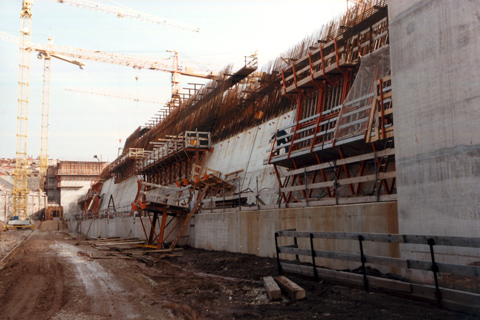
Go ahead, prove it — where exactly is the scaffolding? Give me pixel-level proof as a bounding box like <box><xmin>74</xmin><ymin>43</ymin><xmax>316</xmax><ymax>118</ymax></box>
<box><xmin>110</xmin><ymin>148</ymin><xmax>150</xmax><ymax>184</ymax></box>
<box><xmin>136</xmin><ymin>131</ymin><xmax>212</xmax><ymax>186</ymax></box>
<box><xmin>263</xmin><ymin>0</ymin><xmax>394</xmax><ymax>207</ymax></box>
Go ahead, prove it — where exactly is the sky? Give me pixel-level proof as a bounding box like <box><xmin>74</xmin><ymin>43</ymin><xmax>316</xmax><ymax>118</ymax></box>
<box><xmin>0</xmin><ymin>0</ymin><xmax>346</xmax><ymax>162</ymax></box>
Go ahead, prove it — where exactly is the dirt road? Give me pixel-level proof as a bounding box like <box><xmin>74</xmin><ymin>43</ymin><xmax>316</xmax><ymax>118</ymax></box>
<box><xmin>0</xmin><ymin>221</ymin><xmax>476</xmax><ymax>320</ymax></box>
<box><xmin>0</xmin><ymin>222</ymin><xmax>171</xmax><ymax>320</ymax></box>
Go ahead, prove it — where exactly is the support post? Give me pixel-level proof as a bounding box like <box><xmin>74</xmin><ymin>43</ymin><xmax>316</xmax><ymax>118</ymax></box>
<box><xmin>358</xmin><ymin>235</ymin><xmax>369</xmax><ymax>291</ymax></box>
<box><xmin>275</xmin><ymin>232</ymin><xmax>282</xmax><ymax>275</ymax></box>
<box><xmin>428</xmin><ymin>238</ymin><xmax>442</xmax><ymax>305</ymax></box>
<box><xmin>238</xmin><ymin>180</ymin><xmax>241</xmax><ymax>211</ymax></box>
<box><xmin>256</xmin><ymin>176</ymin><xmax>260</xmax><ymax>210</ymax></box>
<box><xmin>157</xmin><ymin>209</ymin><xmax>168</xmax><ymax>249</ymax></box>
<box><xmin>278</xmin><ymin>184</ymin><xmax>281</xmax><ymax>209</ymax></box>
<box><xmin>374</xmin><ymin>150</ymin><xmax>379</xmax><ymax>202</ymax></box>
<box><xmin>334</xmin><ymin>160</ymin><xmax>338</xmax><ymax>205</ymax></box>
<box><xmin>304</xmin><ymin>167</ymin><xmax>308</xmax><ymax>207</ymax></box>
<box><xmin>309</xmin><ymin>233</ymin><xmax>318</xmax><ymax>281</ymax></box>
<box><xmin>293</xmin><ymin>236</ymin><xmax>299</xmax><ymax>262</ymax></box>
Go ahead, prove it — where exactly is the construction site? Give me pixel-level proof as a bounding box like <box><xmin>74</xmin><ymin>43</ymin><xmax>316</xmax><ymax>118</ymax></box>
<box><xmin>0</xmin><ymin>0</ymin><xmax>479</xmax><ymax>319</ymax></box>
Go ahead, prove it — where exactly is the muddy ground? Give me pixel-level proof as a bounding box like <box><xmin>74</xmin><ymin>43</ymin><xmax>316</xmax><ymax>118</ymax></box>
<box><xmin>0</xmin><ymin>221</ymin><xmax>477</xmax><ymax>320</ymax></box>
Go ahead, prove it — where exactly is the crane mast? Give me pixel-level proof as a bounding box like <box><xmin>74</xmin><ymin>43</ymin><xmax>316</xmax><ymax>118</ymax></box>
<box><xmin>7</xmin><ymin>0</ymin><xmax>35</xmax><ymax>230</ymax></box>
<box><xmin>38</xmin><ymin>51</ymin><xmax>51</xmax><ymax>192</ymax></box>
<box><xmin>37</xmin><ymin>37</ymin><xmax>85</xmax><ymax>192</ymax></box>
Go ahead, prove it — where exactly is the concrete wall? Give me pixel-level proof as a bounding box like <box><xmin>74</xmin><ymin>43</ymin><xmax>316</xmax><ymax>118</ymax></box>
<box><xmin>98</xmin><ymin>175</ymin><xmax>139</xmax><ymax>212</ymax></box>
<box><xmin>61</xmin><ymin>183</ymin><xmax>91</xmax><ymax>218</ymax></box>
<box><xmin>203</xmin><ymin>111</ymin><xmax>294</xmax><ymax>205</ymax></box>
<box><xmin>195</xmin><ymin>201</ymin><xmax>399</xmax><ymax>272</ymax></box>
<box><xmin>389</xmin><ymin>0</ymin><xmax>480</xmax><ymax>278</ymax></box>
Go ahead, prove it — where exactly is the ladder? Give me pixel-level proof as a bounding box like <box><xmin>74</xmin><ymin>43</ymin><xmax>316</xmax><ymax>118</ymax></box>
<box><xmin>167</xmin><ymin>185</ymin><xmax>210</xmax><ymax>251</ymax></box>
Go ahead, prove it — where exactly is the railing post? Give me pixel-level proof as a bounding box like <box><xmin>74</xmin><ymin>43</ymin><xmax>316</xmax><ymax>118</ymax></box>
<box><xmin>304</xmin><ymin>167</ymin><xmax>308</xmax><ymax>207</ymax></box>
<box><xmin>428</xmin><ymin>238</ymin><xmax>442</xmax><ymax>305</ymax></box>
<box><xmin>278</xmin><ymin>184</ymin><xmax>281</xmax><ymax>209</ymax></box>
<box><xmin>256</xmin><ymin>176</ymin><xmax>260</xmax><ymax>210</ymax></box>
<box><xmin>374</xmin><ymin>150</ymin><xmax>379</xmax><ymax>202</ymax></box>
<box><xmin>358</xmin><ymin>235</ymin><xmax>369</xmax><ymax>291</ymax></box>
<box><xmin>334</xmin><ymin>160</ymin><xmax>338</xmax><ymax>205</ymax></box>
<box><xmin>275</xmin><ymin>232</ymin><xmax>282</xmax><ymax>275</ymax></box>
<box><xmin>238</xmin><ymin>180</ymin><xmax>241</xmax><ymax>211</ymax></box>
<box><xmin>310</xmin><ymin>233</ymin><xmax>318</xmax><ymax>281</ymax></box>
<box><xmin>293</xmin><ymin>236</ymin><xmax>299</xmax><ymax>262</ymax></box>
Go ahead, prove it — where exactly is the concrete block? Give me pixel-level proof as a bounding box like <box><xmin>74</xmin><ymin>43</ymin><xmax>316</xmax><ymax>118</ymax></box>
<box><xmin>274</xmin><ymin>276</ymin><xmax>306</xmax><ymax>300</ymax></box>
<box><xmin>263</xmin><ymin>276</ymin><xmax>281</xmax><ymax>301</ymax></box>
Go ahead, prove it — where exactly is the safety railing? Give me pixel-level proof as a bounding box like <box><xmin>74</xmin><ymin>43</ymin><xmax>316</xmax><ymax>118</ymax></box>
<box><xmin>274</xmin><ymin>230</ymin><xmax>480</xmax><ymax>308</ymax></box>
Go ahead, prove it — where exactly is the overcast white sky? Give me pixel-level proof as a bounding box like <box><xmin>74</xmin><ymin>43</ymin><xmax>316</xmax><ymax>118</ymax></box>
<box><xmin>0</xmin><ymin>0</ymin><xmax>346</xmax><ymax>162</ymax></box>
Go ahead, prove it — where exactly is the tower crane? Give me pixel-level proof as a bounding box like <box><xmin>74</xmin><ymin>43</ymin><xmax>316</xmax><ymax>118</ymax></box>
<box><xmin>0</xmin><ymin>31</ymin><xmax>217</xmax><ymax>103</ymax></box>
<box><xmin>37</xmin><ymin>37</ymin><xmax>85</xmax><ymax>192</ymax></box>
<box><xmin>4</xmin><ymin>1</ymin><xmax>205</xmax><ymax>227</ymax></box>
<box><xmin>7</xmin><ymin>0</ymin><xmax>35</xmax><ymax>230</ymax></box>
<box><xmin>52</xmin><ymin>0</ymin><xmax>200</xmax><ymax>32</ymax></box>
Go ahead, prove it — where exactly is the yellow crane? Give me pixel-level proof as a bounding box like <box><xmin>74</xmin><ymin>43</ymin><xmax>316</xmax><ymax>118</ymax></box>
<box><xmin>37</xmin><ymin>37</ymin><xmax>85</xmax><ymax>192</ymax></box>
<box><xmin>7</xmin><ymin>0</ymin><xmax>35</xmax><ymax>230</ymax></box>
<box><xmin>4</xmin><ymin>1</ymin><xmax>205</xmax><ymax>228</ymax></box>
<box><xmin>0</xmin><ymin>32</ymin><xmax>218</xmax><ymax>104</ymax></box>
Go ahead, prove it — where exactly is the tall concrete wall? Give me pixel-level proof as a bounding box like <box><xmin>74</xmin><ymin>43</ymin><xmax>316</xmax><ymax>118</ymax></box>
<box><xmin>98</xmin><ymin>175</ymin><xmax>139</xmax><ymax>212</ymax></box>
<box><xmin>61</xmin><ymin>183</ymin><xmax>91</xmax><ymax>218</ymax></box>
<box><xmin>203</xmin><ymin>111</ymin><xmax>294</xmax><ymax>205</ymax></box>
<box><xmin>95</xmin><ymin>111</ymin><xmax>294</xmax><ymax>216</ymax></box>
<box><xmin>195</xmin><ymin>202</ymin><xmax>399</xmax><ymax>272</ymax></box>
<box><xmin>389</xmin><ymin>0</ymin><xmax>480</xmax><ymax>275</ymax></box>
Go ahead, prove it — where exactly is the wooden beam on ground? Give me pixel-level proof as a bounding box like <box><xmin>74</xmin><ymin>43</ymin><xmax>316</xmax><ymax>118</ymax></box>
<box><xmin>274</xmin><ymin>276</ymin><xmax>306</xmax><ymax>300</ymax></box>
<box><xmin>263</xmin><ymin>276</ymin><xmax>282</xmax><ymax>301</ymax></box>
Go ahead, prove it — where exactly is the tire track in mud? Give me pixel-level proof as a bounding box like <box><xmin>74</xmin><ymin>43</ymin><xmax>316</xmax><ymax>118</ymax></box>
<box><xmin>0</xmin><ymin>231</ymin><xmax>69</xmax><ymax>320</ymax></box>
<box><xmin>0</xmin><ymin>227</ymin><xmax>169</xmax><ymax>320</ymax></box>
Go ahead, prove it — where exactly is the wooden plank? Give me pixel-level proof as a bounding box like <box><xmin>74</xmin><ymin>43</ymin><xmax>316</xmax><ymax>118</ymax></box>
<box><xmin>274</xmin><ymin>276</ymin><xmax>306</xmax><ymax>300</ymax></box>
<box><xmin>403</xmin><ymin>235</ymin><xmax>480</xmax><ymax>248</ymax></box>
<box><xmin>279</xmin><ymin>246</ymin><xmax>407</xmax><ymax>269</ymax></box>
<box><xmin>224</xmin><ymin>169</ymin><xmax>244</xmax><ymax>177</ymax></box>
<box><xmin>282</xmin><ymin>148</ymin><xmax>396</xmax><ymax>177</ymax></box>
<box><xmin>277</xmin><ymin>230</ymin><xmax>480</xmax><ymax>249</ymax></box>
<box><xmin>408</xmin><ymin>260</ymin><xmax>480</xmax><ymax>277</ymax></box>
<box><xmin>281</xmin><ymin>262</ymin><xmax>363</xmax><ymax>284</ymax></box>
<box><xmin>94</xmin><ymin>241</ymin><xmax>145</xmax><ymax>246</ymax></box>
<box><xmin>277</xmin><ymin>195</ymin><xmax>395</xmax><ymax>208</ymax></box>
<box><xmin>263</xmin><ymin>276</ymin><xmax>282</xmax><ymax>301</ymax></box>
<box><xmin>280</xmin><ymin>172</ymin><xmax>396</xmax><ymax>193</ymax></box>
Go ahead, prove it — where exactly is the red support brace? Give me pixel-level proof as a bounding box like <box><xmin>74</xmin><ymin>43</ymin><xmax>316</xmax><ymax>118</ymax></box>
<box><xmin>281</xmin><ymin>69</ymin><xmax>297</xmax><ymax>104</ymax></box>
<box><xmin>338</xmin><ymin>147</ymin><xmax>355</xmax><ymax>195</ymax></box>
<box><xmin>334</xmin><ymin>38</ymin><xmax>350</xmax><ymax>81</ymax></box>
<box><xmin>292</xmin><ymin>62</ymin><xmax>307</xmax><ymax>99</ymax></box>
<box><xmin>319</xmin><ymin>45</ymin><xmax>337</xmax><ymax>87</ymax></box>
<box><xmin>379</xmin><ymin>78</ymin><xmax>386</xmax><ymax>140</ymax></box>
<box><xmin>268</xmin><ymin>129</ymin><xmax>279</xmax><ymax>164</ymax></box>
